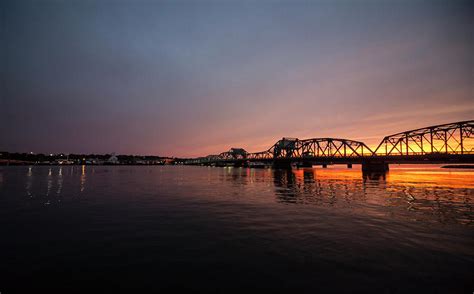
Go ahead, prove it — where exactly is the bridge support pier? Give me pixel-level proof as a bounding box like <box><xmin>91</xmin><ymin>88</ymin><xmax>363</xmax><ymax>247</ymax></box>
<box><xmin>322</xmin><ymin>164</ymin><xmax>327</xmax><ymax>168</ymax></box>
<box><xmin>273</xmin><ymin>160</ymin><xmax>292</xmax><ymax>169</ymax></box>
<box><xmin>297</xmin><ymin>162</ymin><xmax>313</xmax><ymax>168</ymax></box>
<box><xmin>233</xmin><ymin>161</ymin><xmax>246</xmax><ymax>167</ymax></box>
<box><xmin>362</xmin><ymin>161</ymin><xmax>389</xmax><ymax>172</ymax></box>
<box><xmin>347</xmin><ymin>163</ymin><xmax>352</xmax><ymax>169</ymax></box>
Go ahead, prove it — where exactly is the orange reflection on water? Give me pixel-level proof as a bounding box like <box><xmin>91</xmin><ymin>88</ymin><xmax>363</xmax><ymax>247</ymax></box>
<box><xmin>307</xmin><ymin>164</ymin><xmax>474</xmax><ymax>189</ymax></box>
<box><xmin>301</xmin><ymin>167</ymin><xmax>366</xmax><ymax>181</ymax></box>
<box><xmin>233</xmin><ymin>164</ymin><xmax>472</xmax><ymax>225</ymax></box>
<box><xmin>198</xmin><ymin>165</ymin><xmax>472</xmax><ymax>224</ymax></box>
<box><xmin>387</xmin><ymin>169</ymin><xmax>474</xmax><ymax>189</ymax></box>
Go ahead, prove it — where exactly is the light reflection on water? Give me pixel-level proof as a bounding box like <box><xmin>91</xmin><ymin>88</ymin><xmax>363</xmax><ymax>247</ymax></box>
<box><xmin>213</xmin><ymin>164</ymin><xmax>473</xmax><ymax>225</ymax></box>
<box><xmin>0</xmin><ymin>164</ymin><xmax>471</xmax><ymax>225</ymax></box>
<box><xmin>80</xmin><ymin>164</ymin><xmax>86</xmax><ymax>192</ymax></box>
<box><xmin>0</xmin><ymin>164</ymin><xmax>472</xmax><ymax>292</ymax></box>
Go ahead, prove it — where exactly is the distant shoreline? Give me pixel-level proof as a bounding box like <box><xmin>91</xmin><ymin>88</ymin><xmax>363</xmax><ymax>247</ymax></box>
<box><xmin>0</xmin><ymin>160</ymin><xmax>173</xmax><ymax>166</ymax></box>
<box><xmin>0</xmin><ymin>154</ymin><xmax>185</xmax><ymax>166</ymax></box>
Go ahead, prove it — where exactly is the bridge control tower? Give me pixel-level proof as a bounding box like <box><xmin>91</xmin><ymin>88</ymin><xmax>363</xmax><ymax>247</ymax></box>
<box><xmin>274</xmin><ymin>138</ymin><xmax>298</xmax><ymax>158</ymax></box>
<box><xmin>229</xmin><ymin>148</ymin><xmax>247</xmax><ymax>158</ymax></box>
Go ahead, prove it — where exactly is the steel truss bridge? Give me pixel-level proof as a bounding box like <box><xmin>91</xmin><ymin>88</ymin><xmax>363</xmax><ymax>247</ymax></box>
<box><xmin>186</xmin><ymin>120</ymin><xmax>474</xmax><ymax>171</ymax></box>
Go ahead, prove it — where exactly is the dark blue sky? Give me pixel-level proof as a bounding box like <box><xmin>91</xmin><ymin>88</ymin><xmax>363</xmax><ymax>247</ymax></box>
<box><xmin>1</xmin><ymin>0</ymin><xmax>472</xmax><ymax>156</ymax></box>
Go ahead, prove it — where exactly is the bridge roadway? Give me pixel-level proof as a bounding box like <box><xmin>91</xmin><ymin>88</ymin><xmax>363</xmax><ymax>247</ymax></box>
<box><xmin>186</xmin><ymin>120</ymin><xmax>474</xmax><ymax>171</ymax></box>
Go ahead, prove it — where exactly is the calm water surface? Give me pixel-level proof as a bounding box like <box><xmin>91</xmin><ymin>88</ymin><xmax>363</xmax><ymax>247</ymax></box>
<box><xmin>0</xmin><ymin>165</ymin><xmax>472</xmax><ymax>293</ymax></box>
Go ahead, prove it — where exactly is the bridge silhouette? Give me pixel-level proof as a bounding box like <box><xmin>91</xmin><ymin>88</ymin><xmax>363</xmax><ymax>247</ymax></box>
<box><xmin>186</xmin><ymin>120</ymin><xmax>474</xmax><ymax>171</ymax></box>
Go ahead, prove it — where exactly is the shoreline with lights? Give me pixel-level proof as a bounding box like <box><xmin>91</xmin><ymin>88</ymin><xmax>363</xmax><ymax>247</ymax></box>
<box><xmin>0</xmin><ymin>152</ymin><xmax>187</xmax><ymax>166</ymax></box>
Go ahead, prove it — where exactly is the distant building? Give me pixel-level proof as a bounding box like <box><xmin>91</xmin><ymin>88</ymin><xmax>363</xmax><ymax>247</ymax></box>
<box><xmin>107</xmin><ymin>153</ymin><xmax>119</xmax><ymax>164</ymax></box>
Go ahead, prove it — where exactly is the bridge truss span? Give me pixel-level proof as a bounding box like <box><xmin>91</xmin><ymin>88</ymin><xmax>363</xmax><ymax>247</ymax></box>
<box><xmin>244</xmin><ymin>138</ymin><xmax>373</xmax><ymax>160</ymax></box>
<box><xmin>247</xmin><ymin>150</ymin><xmax>273</xmax><ymax>160</ymax></box>
<box><xmin>374</xmin><ymin>120</ymin><xmax>474</xmax><ymax>156</ymax></box>
<box><xmin>298</xmin><ymin>138</ymin><xmax>373</xmax><ymax>158</ymax></box>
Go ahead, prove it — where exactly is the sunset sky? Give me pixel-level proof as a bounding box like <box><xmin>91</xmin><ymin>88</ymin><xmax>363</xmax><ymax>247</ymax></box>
<box><xmin>1</xmin><ymin>0</ymin><xmax>472</xmax><ymax>157</ymax></box>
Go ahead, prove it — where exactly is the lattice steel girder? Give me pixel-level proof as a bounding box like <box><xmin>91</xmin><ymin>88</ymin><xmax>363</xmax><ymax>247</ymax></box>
<box><xmin>269</xmin><ymin>138</ymin><xmax>374</xmax><ymax>159</ymax></box>
<box><xmin>374</xmin><ymin>120</ymin><xmax>474</xmax><ymax>155</ymax></box>
<box><xmin>245</xmin><ymin>138</ymin><xmax>374</xmax><ymax>160</ymax></box>
<box><xmin>298</xmin><ymin>138</ymin><xmax>373</xmax><ymax>157</ymax></box>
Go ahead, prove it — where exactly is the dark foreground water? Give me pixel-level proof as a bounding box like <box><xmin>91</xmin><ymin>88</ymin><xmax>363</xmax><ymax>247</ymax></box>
<box><xmin>0</xmin><ymin>165</ymin><xmax>472</xmax><ymax>293</ymax></box>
